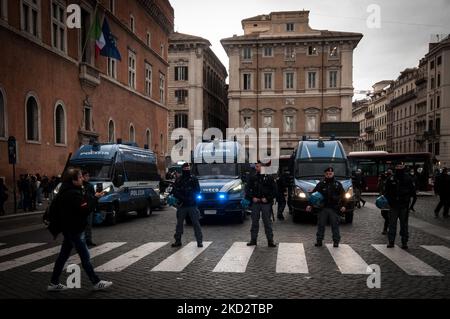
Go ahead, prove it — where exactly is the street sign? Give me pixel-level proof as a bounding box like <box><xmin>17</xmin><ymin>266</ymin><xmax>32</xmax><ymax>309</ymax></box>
<box><xmin>7</xmin><ymin>136</ymin><xmax>16</xmax><ymax>165</ymax></box>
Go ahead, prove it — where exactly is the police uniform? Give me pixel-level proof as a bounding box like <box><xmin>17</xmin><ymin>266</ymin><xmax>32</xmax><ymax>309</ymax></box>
<box><xmin>384</xmin><ymin>163</ymin><xmax>415</xmax><ymax>248</ymax></box>
<box><xmin>312</xmin><ymin>167</ymin><xmax>345</xmax><ymax>247</ymax></box>
<box><xmin>245</xmin><ymin>169</ymin><xmax>277</xmax><ymax>247</ymax></box>
<box><xmin>171</xmin><ymin>165</ymin><xmax>203</xmax><ymax>247</ymax></box>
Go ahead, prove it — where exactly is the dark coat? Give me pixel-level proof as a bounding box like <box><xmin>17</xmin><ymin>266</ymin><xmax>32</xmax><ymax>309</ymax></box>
<box><xmin>56</xmin><ymin>182</ymin><xmax>90</xmax><ymax>234</ymax></box>
<box><xmin>384</xmin><ymin>172</ymin><xmax>415</xmax><ymax>209</ymax></box>
<box><xmin>440</xmin><ymin>174</ymin><xmax>450</xmax><ymax>197</ymax></box>
<box><xmin>312</xmin><ymin>178</ymin><xmax>346</xmax><ymax>211</ymax></box>
<box><xmin>82</xmin><ymin>181</ymin><xmax>97</xmax><ymax>212</ymax></box>
<box><xmin>171</xmin><ymin>173</ymin><xmax>200</xmax><ymax>207</ymax></box>
<box><xmin>352</xmin><ymin>174</ymin><xmax>366</xmax><ymax>191</ymax></box>
<box><xmin>434</xmin><ymin>173</ymin><xmax>444</xmax><ymax>195</ymax></box>
<box><xmin>409</xmin><ymin>174</ymin><xmax>418</xmax><ymax>192</ymax></box>
<box><xmin>245</xmin><ymin>173</ymin><xmax>276</xmax><ymax>204</ymax></box>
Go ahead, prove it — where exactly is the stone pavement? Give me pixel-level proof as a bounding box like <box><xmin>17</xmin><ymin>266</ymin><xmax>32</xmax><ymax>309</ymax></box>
<box><xmin>0</xmin><ymin>196</ymin><xmax>448</xmax><ymax>299</ymax></box>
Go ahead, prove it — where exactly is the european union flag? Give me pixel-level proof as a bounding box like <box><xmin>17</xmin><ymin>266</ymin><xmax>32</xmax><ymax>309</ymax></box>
<box><xmin>100</xmin><ymin>18</ymin><xmax>122</xmax><ymax>61</ymax></box>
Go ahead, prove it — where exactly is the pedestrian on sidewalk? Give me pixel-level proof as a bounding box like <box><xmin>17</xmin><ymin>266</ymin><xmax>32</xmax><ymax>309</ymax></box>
<box><xmin>17</xmin><ymin>175</ymin><xmax>24</xmax><ymax>210</ymax></box>
<box><xmin>0</xmin><ymin>178</ymin><xmax>8</xmax><ymax>216</ymax></box>
<box><xmin>30</xmin><ymin>175</ymin><xmax>38</xmax><ymax>211</ymax></box>
<box><xmin>41</xmin><ymin>175</ymin><xmax>50</xmax><ymax>200</ymax></box>
<box><xmin>384</xmin><ymin>162</ymin><xmax>415</xmax><ymax>249</ymax></box>
<box><xmin>170</xmin><ymin>162</ymin><xmax>203</xmax><ymax>248</ymax></box>
<box><xmin>36</xmin><ymin>173</ymin><xmax>43</xmax><ymax>206</ymax></box>
<box><xmin>47</xmin><ymin>167</ymin><xmax>112</xmax><ymax>292</ymax></box>
<box><xmin>307</xmin><ymin>166</ymin><xmax>346</xmax><ymax>248</ymax></box>
<box><xmin>245</xmin><ymin>161</ymin><xmax>277</xmax><ymax>247</ymax></box>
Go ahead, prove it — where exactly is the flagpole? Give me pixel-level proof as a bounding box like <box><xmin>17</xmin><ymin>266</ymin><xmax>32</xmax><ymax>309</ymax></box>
<box><xmin>80</xmin><ymin>1</ymin><xmax>100</xmax><ymax>63</ymax></box>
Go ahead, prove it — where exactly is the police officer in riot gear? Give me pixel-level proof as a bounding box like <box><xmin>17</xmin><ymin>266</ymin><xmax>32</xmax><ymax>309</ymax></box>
<box><xmin>384</xmin><ymin>161</ymin><xmax>416</xmax><ymax>249</ymax></box>
<box><xmin>306</xmin><ymin>167</ymin><xmax>346</xmax><ymax>248</ymax></box>
<box><xmin>171</xmin><ymin>163</ymin><xmax>203</xmax><ymax>248</ymax></box>
<box><xmin>245</xmin><ymin>161</ymin><xmax>277</xmax><ymax>247</ymax></box>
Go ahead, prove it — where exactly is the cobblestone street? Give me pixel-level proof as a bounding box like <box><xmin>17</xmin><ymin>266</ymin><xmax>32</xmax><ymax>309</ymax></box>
<box><xmin>0</xmin><ymin>195</ymin><xmax>449</xmax><ymax>299</ymax></box>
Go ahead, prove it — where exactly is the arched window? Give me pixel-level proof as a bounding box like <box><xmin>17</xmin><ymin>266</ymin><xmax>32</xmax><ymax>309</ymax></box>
<box><xmin>54</xmin><ymin>103</ymin><xmax>66</xmax><ymax>144</ymax></box>
<box><xmin>26</xmin><ymin>94</ymin><xmax>40</xmax><ymax>141</ymax></box>
<box><xmin>146</xmin><ymin>129</ymin><xmax>151</xmax><ymax>148</ymax></box>
<box><xmin>129</xmin><ymin>124</ymin><xmax>135</xmax><ymax>142</ymax></box>
<box><xmin>108</xmin><ymin>119</ymin><xmax>115</xmax><ymax>143</ymax></box>
<box><xmin>0</xmin><ymin>88</ymin><xmax>6</xmax><ymax>138</ymax></box>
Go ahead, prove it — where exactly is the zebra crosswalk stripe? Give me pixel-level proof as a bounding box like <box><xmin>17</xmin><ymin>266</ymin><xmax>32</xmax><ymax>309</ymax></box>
<box><xmin>32</xmin><ymin>242</ymin><xmax>126</xmax><ymax>272</ymax></box>
<box><xmin>0</xmin><ymin>243</ymin><xmax>46</xmax><ymax>257</ymax></box>
<box><xmin>326</xmin><ymin>244</ymin><xmax>369</xmax><ymax>274</ymax></box>
<box><xmin>276</xmin><ymin>243</ymin><xmax>309</xmax><ymax>274</ymax></box>
<box><xmin>95</xmin><ymin>242</ymin><xmax>168</xmax><ymax>272</ymax></box>
<box><xmin>0</xmin><ymin>246</ymin><xmax>61</xmax><ymax>271</ymax></box>
<box><xmin>213</xmin><ymin>242</ymin><xmax>255</xmax><ymax>273</ymax></box>
<box><xmin>372</xmin><ymin>244</ymin><xmax>443</xmax><ymax>276</ymax></box>
<box><xmin>421</xmin><ymin>245</ymin><xmax>450</xmax><ymax>261</ymax></box>
<box><xmin>151</xmin><ymin>241</ymin><xmax>212</xmax><ymax>272</ymax></box>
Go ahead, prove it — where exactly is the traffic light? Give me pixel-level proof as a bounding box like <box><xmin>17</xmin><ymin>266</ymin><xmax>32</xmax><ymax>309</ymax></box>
<box><xmin>7</xmin><ymin>136</ymin><xmax>16</xmax><ymax>165</ymax></box>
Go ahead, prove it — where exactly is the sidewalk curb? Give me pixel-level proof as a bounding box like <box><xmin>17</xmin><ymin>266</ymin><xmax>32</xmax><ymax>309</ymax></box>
<box><xmin>362</xmin><ymin>192</ymin><xmax>434</xmax><ymax>196</ymax></box>
<box><xmin>0</xmin><ymin>210</ymin><xmax>45</xmax><ymax>220</ymax></box>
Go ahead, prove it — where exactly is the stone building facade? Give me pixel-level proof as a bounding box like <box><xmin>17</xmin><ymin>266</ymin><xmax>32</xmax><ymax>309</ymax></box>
<box><xmin>0</xmin><ymin>0</ymin><xmax>174</xmax><ymax>185</ymax></box>
<box><xmin>221</xmin><ymin>11</ymin><xmax>362</xmax><ymax>155</ymax></box>
<box><xmin>167</xmin><ymin>32</ymin><xmax>228</xmax><ymax>151</ymax></box>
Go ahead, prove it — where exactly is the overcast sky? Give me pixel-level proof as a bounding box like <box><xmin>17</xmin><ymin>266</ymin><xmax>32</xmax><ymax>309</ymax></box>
<box><xmin>169</xmin><ymin>0</ymin><xmax>450</xmax><ymax>95</ymax></box>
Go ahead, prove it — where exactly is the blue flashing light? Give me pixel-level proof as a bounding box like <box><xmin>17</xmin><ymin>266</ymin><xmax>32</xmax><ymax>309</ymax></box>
<box><xmin>196</xmin><ymin>194</ymin><xmax>203</xmax><ymax>200</ymax></box>
<box><xmin>218</xmin><ymin>194</ymin><xmax>226</xmax><ymax>200</ymax></box>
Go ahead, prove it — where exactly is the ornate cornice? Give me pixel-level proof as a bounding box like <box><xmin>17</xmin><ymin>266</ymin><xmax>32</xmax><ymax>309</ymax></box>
<box><xmin>138</xmin><ymin>0</ymin><xmax>174</xmax><ymax>35</ymax></box>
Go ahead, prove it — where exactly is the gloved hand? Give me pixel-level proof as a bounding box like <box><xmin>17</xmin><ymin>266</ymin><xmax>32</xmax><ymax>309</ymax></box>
<box><xmin>241</xmin><ymin>198</ymin><xmax>251</xmax><ymax>209</ymax></box>
<box><xmin>167</xmin><ymin>195</ymin><xmax>178</xmax><ymax>207</ymax></box>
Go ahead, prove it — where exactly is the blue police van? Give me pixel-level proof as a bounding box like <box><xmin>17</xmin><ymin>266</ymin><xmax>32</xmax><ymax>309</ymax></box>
<box><xmin>192</xmin><ymin>140</ymin><xmax>248</xmax><ymax>223</ymax></box>
<box><xmin>59</xmin><ymin>143</ymin><xmax>161</xmax><ymax>225</ymax></box>
<box><xmin>289</xmin><ymin>139</ymin><xmax>356</xmax><ymax>223</ymax></box>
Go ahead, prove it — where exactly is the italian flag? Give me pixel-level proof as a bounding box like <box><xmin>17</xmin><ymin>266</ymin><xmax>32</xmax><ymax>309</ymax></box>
<box><xmin>90</xmin><ymin>15</ymin><xmax>105</xmax><ymax>58</ymax></box>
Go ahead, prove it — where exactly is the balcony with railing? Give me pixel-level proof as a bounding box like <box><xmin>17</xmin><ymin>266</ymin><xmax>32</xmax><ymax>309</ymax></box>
<box><xmin>365</xmin><ymin>126</ymin><xmax>374</xmax><ymax>133</ymax></box>
<box><xmin>388</xmin><ymin>90</ymin><xmax>417</xmax><ymax>108</ymax></box>
<box><xmin>365</xmin><ymin>111</ymin><xmax>374</xmax><ymax>119</ymax></box>
<box><xmin>415</xmin><ymin>74</ymin><xmax>427</xmax><ymax>86</ymax></box>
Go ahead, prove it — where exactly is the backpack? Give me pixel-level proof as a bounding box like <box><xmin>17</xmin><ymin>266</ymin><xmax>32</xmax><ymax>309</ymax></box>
<box><xmin>43</xmin><ymin>193</ymin><xmax>63</xmax><ymax>239</ymax></box>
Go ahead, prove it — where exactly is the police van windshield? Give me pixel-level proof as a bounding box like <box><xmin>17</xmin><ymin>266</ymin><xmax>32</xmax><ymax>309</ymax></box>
<box><xmin>194</xmin><ymin>163</ymin><xmax>239</xmax><ymax>179</ymax></box>
<box><xmin>73</xmin><ymin>163</ymin><xmax>113</xmax><ymax>181</ymax></box>
<box><xmin>296</xmin><ymin>162</ymin><xmax>349</xmax><ymax>179</ymax></box>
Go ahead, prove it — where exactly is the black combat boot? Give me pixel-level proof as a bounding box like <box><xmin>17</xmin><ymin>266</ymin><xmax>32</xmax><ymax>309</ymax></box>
<box><xmin>401</xmin><ymin>241</ymin><xmax>408</xmax><ymax>250</ymax></box>
<box><xmin>247</xmin><ymin>241</ymin><xmax>257</xmax><ymax>246</ymax></box>
<box><xmin>171</xmin><ymin>241</ymin><xmax>182</xmax><ymax>247</ymax></box>
<box><xmin>315</xmin><ymin>240</ymin><xmax>323</xmax><ymax>247</ymax></box>
<box><xmin>268</xmin><ymin>241</ymin><xmax>277</xmax><ymax>247</ymax></box>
